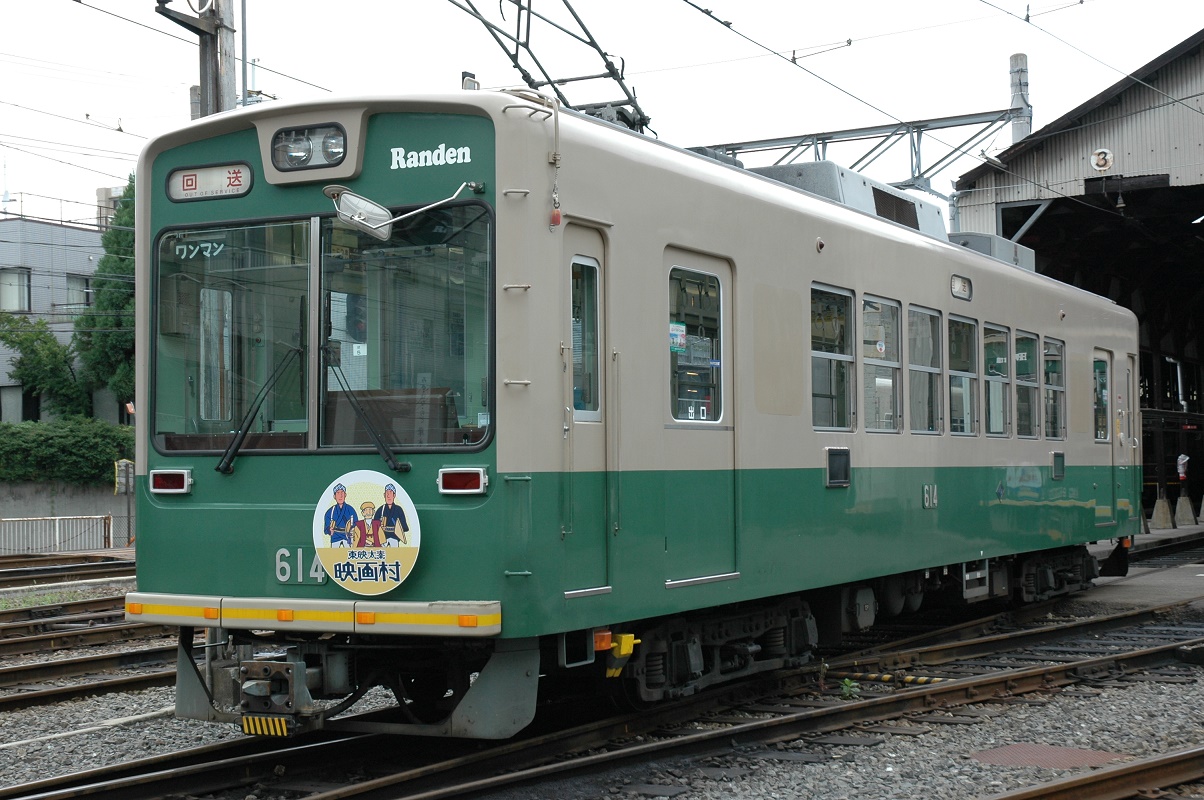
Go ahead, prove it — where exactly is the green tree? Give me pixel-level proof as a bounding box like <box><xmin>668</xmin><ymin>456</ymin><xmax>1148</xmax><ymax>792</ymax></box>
<box><xmin>0</xmin><ymin>314</ymin><xmax>91</xmax><ymax>416</ymax></box>
<box><xmin>75</xmin><ymin>176</ymin><xmax>136</xmax><ymax>405</ymax></box>
<box><xmin>0</xmin><ymin>417</ymin><xmax>133</xmax><ymax>484</ymax></box>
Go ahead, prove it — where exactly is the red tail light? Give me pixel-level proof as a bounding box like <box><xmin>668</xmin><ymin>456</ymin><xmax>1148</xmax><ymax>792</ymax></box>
<box><xmin>437</xmin><ymin>468</ymin><xmax>488</xmax><ymax>495</ymax></box>
<box><xmin>150</xmin><ymin>469</ymin><xmax>192</xmax><ymax>494</ymax></box>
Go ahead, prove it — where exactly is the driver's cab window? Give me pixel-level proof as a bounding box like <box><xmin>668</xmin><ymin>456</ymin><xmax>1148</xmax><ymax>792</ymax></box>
<box><xmin>319</xmin><ymin>205</ymin><xmax>492</xmax><ymax>448</ymax></box>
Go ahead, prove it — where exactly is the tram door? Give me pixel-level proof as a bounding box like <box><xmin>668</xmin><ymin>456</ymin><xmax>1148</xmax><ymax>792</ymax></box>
<box><xmin>1114</xmin><ymin>354</ymin><xmax>1140</xmax><ymax>525</ymax></box>
<box><xmin>1093</xmin><ymin>349</ymin><xmax>1137</xmax><ymax>526</ymax></box>
<box><xmin>664</xmin><ymin>249</ymin><xmax>736</xmax><ymax>581</ymax></box>
<box><xmin>561</xmin><ymin>226</ymin><xmax>609</xmax><ymax>592</ymax></box>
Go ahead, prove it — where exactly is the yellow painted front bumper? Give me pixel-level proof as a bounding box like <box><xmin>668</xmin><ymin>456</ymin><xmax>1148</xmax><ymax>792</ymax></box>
<box><xmin>125</xmin><ymin>592</ymin><xmax>501</xmax><ymax>636</ymax></box>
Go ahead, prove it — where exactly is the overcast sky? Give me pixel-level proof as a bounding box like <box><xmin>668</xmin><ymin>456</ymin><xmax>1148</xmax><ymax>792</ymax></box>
<box><xmin>2</xmin><ymin>0</ymin><xmax>1202</xmax><ymax>226</ymax></box>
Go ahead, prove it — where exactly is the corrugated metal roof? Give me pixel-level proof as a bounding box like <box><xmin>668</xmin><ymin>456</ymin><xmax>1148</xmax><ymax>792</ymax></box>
<box><xmin>956</xmin><ymin>27</ymin><xmax>1204</xmax><ymax>190</ymax></box>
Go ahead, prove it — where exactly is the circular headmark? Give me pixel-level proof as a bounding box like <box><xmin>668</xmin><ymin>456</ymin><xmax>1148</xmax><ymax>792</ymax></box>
<box><xmin>311</xmin><ymin>469</ymin><xmax>421</xmax><ymax>595</ymax></box>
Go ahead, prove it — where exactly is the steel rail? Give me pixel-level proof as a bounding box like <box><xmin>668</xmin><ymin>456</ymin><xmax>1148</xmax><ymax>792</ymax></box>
<box><xmin>980</xmin><ymin>744</ymin><xmax>1204</xmax><ymax>800</ymax></box>
<box><xmin>0</xmin><ymin>736</ymin><xmax>371</xmax><ymax>800</ymax></box>
<box><xmin>0</xmin><ymin>610</ymin><xmax>131</xmax><ymax>637</ymax></box>
<box><xmin>0</xmin><ymin>554</ymin><xmax>126</xmax><ymax>567</ymax></box>
<box><xmin>0</xmin><ymin>561</ymin><xmax>135</xmax><ymax>589</ymax></box>
<box><xmin>0</xmin><ymin>669</ymin><xmax>177</xmax><ymax>712</ymax></box>
<box><xmin>838</xmin><ymin>597</ymin><xmax>1111</xmax><ymax>659</ymax></box>
<box><xmin>0</xmin><ymin>623</ymin><xmax>174</xmax><ymax>657</ymax></box>
<box><xmin>291</xmin><ymin>634</ymin><xmax>1204</xmax><ymax>800</ymax></box>
<box><xmin>0</xmin><ymin>644</ymin><xmax>177</xmax><ymax>687</ymax></box>
<box><xmin>9</xmin><ymin>601</ymin><xmax>1204</xmax><ymax>800</ymax></box>
<box><xmin>0</xmin><ymin>595</ymin><xmax>126</xmax><ymax>625</ymax></box>
<box><xmin>834</xmin><ymin>594</ymin><xmax>1204</xmax><ymax>672</ymax></box>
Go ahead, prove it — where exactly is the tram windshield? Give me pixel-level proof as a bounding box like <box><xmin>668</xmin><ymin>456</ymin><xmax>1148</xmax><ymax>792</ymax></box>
<box><xmin>319</xmin><ymin>205</ymin><xmax>491</xmax><ymax>449</ymax></box>
<box><xmin>152</xmin><ymin>205</ymin><xmax>492</xmax><ymax>453</ymax></box>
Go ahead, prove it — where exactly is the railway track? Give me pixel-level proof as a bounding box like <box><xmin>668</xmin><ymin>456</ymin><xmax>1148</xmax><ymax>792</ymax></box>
<box><xmin>4</xmin><ymin>538</ymin><xmax>1203</xmax><ymax>798</ymax></box>
<box><xmin>0</xmin><ymin>593</ymin><xmax>185</xmax><ymax>712</ymax></box>
<box><xmin>0</xmin><ymin>594</ymin><xmax>128</xmax><ymax>624</ymax></box>
<box><xmin>0</xmin><ymin>621</ymin><xmax>175</xmax><ymax>658</ymax></box>
<box><xmin>0</xmin><ymin>593</ymin><xmax>173</xmax><ymax>659</ymax></box>
<box><xmin>0</xmin><ymin>647</ymin><xmax>177</xmax><ymax>712</ymax></box>
<box><xmin>0</xmin><ymin>554</ymin><xmax>135</xmax><ymax>590</ymax></box>
<box><xmin>8</xmin><ymin>595</ymin><xmax>1204</xmax><ymax>800</ymax></box>
<box><xmin>980</xmin><ymin>742</ymin><xmax>1204</xmax><ymax>799</ymax></box>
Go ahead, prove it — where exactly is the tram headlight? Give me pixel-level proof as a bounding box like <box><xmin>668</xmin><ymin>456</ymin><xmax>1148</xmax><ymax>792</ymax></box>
<box><xmin>271</xmin><ymin>124</ymin><xmax>347</xmax><ymax>171</ymax></box>
<box><xmin>322</xmin><ymin>130</ymin><xmax>346</xmax><ymax>163</ymax></box>
<box><xmin>275</xmin><ymin>133</ymin><xmax>312</xmax><ymax>168</ymax></box>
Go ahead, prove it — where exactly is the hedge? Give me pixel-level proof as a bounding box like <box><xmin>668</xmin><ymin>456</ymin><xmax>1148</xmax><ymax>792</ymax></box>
<box><xmin>0</xmin><ymin>418</ymin><xmax>134</xmax><ymax>485</ymax></box>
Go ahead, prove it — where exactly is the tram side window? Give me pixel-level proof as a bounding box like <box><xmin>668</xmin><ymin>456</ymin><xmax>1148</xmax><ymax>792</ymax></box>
<box><xmin>984</xmin><ymin>324</ymin><xmax>1010</xmax><ymax>436</ymax></box>
<box><xmin>862</xmin><ymin>297</ymin><xmax>901</xmax><ymax>431</ymax></box>
<box><xmin>669</xmin><ymin>268</ymin><xmax>722</xmax><ymax>422</ymax></box>
<box><xmin>1015</xmin><ymin>331</ymin><xmax>1040</xmax><ymax>438</ymax></box>
<box><xmin>948</xmin><ymin>317</ymin><xmax>977</xmax><ymax>435</ymax></box>
<box><xmin>1093</xmin><ymin>353</ymin><xmax>1110</xmax><ymax>441</ymax></box>
<box><xmin>908</xmin><ymin>306</ymin><xmax>942</xmax><ymax>433</ymax></box>
<box><xmin>572</xmin><ymin>258</ymin><xmax>600</xmax><ymax>417</ymax></box>
<box><xmin>811</xmin><ymin>285</ymin><xmax>854</xmax><ymax>430</ymax></box>
<box><xmin>1044</xmin><ymin>338</ymin><xmax>1065</xmax><ymax>439</ymax></box>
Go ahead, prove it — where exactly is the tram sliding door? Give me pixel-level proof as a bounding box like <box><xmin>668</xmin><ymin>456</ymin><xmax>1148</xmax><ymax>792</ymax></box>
<box><xmin>1093</xmin><ymin>349</ymin><xmax>1137</xmax><ymax>527</ymax></box>
<box><xmin>1116</xmin><ymin>354</ymin><xmax>1140</xmax><ymax>525</ymax></box>
<box><xmin>561</xmin><ymin>225</ymin><xmax>609</xmax><ymax>592</ymax></box>
<box><xmin>664</xmin><ymin>248</ymin><xmax>737</xmax><ymax>583</ymax></box>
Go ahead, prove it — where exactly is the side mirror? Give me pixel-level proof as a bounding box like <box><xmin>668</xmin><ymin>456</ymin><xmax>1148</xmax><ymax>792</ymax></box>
<box><xmin>323</xmin><ymin>185</ymin><xmax>395</xmax><ymax>241</ymax></box>
<box><xmin>323</xmin><ymin>182</ymin><xmax>483</xmax><ymax>242</ymax></box>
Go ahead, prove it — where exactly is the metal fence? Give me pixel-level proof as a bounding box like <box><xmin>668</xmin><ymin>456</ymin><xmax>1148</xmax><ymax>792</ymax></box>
<box><xmin>0</xmin><ymin>515</ymin><xmax>133</xmax><ymax>554</ymax></box>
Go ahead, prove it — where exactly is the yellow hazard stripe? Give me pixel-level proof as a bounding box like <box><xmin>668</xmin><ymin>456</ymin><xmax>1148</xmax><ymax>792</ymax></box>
<box><xmin>829</xmin><ymin>671</ymin><xmax>949</xmax><ymax>685</ymax></box>
<box><xmin>128</xmin><ymin>603</ymin><xmax>215</xmax><ymax>620</ymax></box>
<box><xmin>241</xmin><ymin>716</ymin><xmax>289</xmax><ymax>736</ymax></box>
<box><xmin>126</xmin><ymin>592</ymin><xmax>501</xmax><ymax>635</ymax></box>
<box><xmin>222</xmin><ymin>607</ymin><xmax>355</xmax><ymax>624</ymax></box>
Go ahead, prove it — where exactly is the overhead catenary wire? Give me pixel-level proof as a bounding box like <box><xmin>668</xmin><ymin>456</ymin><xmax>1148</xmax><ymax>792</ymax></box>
<box><xmin>0</xmin><ymin>101</ymin><xmax>146</xmax><ymax>140</ymax></box>
<box><xmin>977</xmin><ymin>0</ymin><xmax>1204</xmax><ymax>120</ymax></box>
<box><xmin>0</xmin><ymin>135</ymin><xmax>140</xmax><ymax>161</ymax></box>
<box><xmin>0</xmin><ymin>1</ymin><xmax>340</xmax><ymax>208</ymax></box>
<box><xmin>627</xmin><ymin>5</ymin><xmax>1015</xmax><ymax>77</ymax></box>
<box><xmin>675</xmin><ymin>0</ymin><xmax>1197</xmax><ymax>221</ymax></box>
<box><xmin>7</xmin><ymin>0</ymin><xmax>1194</xmax><ymax>226</ymax></box>
<box><xmin>0</xmin><ymin>142</ymin><xmax>133</xmax><ymax>183</ymax></box>
<box><xmin>72</xmin><ymin>1</ymin><xmax>334</xmax><ymax>95</ymax></box>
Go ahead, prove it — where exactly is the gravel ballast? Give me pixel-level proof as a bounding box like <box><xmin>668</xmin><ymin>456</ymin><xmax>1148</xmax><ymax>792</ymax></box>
<box><xmin>4</xmin><ymin>584</ymin><xmax>1204</xmax><ymax>798</ymax></box>
<box><xmin>4</xmin><ymin>654</ymin><xmax>1204</xmax><ymax>797</ymax></box>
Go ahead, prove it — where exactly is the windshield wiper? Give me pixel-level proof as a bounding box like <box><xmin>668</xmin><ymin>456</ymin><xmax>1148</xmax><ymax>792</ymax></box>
<box><xmin>215</xmin><ymin>346</ymin><xmax>302</xmax><ymax>475</ymax></box>
<box><xmin>326</xmin><ymin>348</ymin><xmax>411</xmax><ymax>473</ymax></box>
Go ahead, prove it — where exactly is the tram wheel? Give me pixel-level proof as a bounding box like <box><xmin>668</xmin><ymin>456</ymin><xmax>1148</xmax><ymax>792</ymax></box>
<box><xmin>403</xmin><ymin>669</ymin><xmax>466</xmax><ymax>723</ymax></box>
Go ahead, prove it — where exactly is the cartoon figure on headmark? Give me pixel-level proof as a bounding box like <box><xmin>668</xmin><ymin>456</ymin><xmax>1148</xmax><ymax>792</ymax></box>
<box><xmin>356</xmin><ymin>500</ymin><xmax>383</xmax><ymax>548</ymax></box>
<box><xmin>323</xmin><ymin>483</ymin><xmax>358</xmax><ymax>547</ymax></box>
<box><xmin>374</xmin><ymin>483</ymin><xmax>410</xmax><ymax>545</ymax></box>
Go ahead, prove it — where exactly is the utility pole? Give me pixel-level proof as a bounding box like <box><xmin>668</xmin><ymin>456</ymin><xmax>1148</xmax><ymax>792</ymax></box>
<box><xmin>155</xmin><ymin>0</ymin><xmax>236</xmax><ymax>118</ymax></box>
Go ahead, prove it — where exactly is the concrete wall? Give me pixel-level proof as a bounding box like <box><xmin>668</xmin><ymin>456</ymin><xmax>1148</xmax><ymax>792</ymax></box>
<box><xmin>0</xmin><ymin>481</ymin><xmax>134</xmax><ymax>520</ymax></box>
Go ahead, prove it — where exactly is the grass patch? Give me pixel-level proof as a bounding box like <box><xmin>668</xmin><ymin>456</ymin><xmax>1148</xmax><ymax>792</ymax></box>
<box><xmin>0</xmin><ymin>584</ymin><xmax>129</xmax><ymax>610</ymax></box>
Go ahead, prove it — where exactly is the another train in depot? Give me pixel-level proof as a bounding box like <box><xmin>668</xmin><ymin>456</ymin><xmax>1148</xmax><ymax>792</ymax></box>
<box><xmin>126</xmin><ymin>88</ymin><xmax>1140</xmax><ymax>739</ymax></box>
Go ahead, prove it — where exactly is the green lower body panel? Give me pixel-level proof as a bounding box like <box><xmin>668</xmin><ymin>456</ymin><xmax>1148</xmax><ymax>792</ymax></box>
<box><xmin>135</xmin><ymin>461</ymin><xmax>1139</xmax><ymax>640</ymax></box>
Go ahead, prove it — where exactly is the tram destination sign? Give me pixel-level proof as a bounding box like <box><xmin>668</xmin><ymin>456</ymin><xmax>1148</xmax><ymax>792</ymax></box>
<box><xmin>168</xmin><ymin>163</ymin><xmax>253</xmax><ymax>201</ymax></box>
